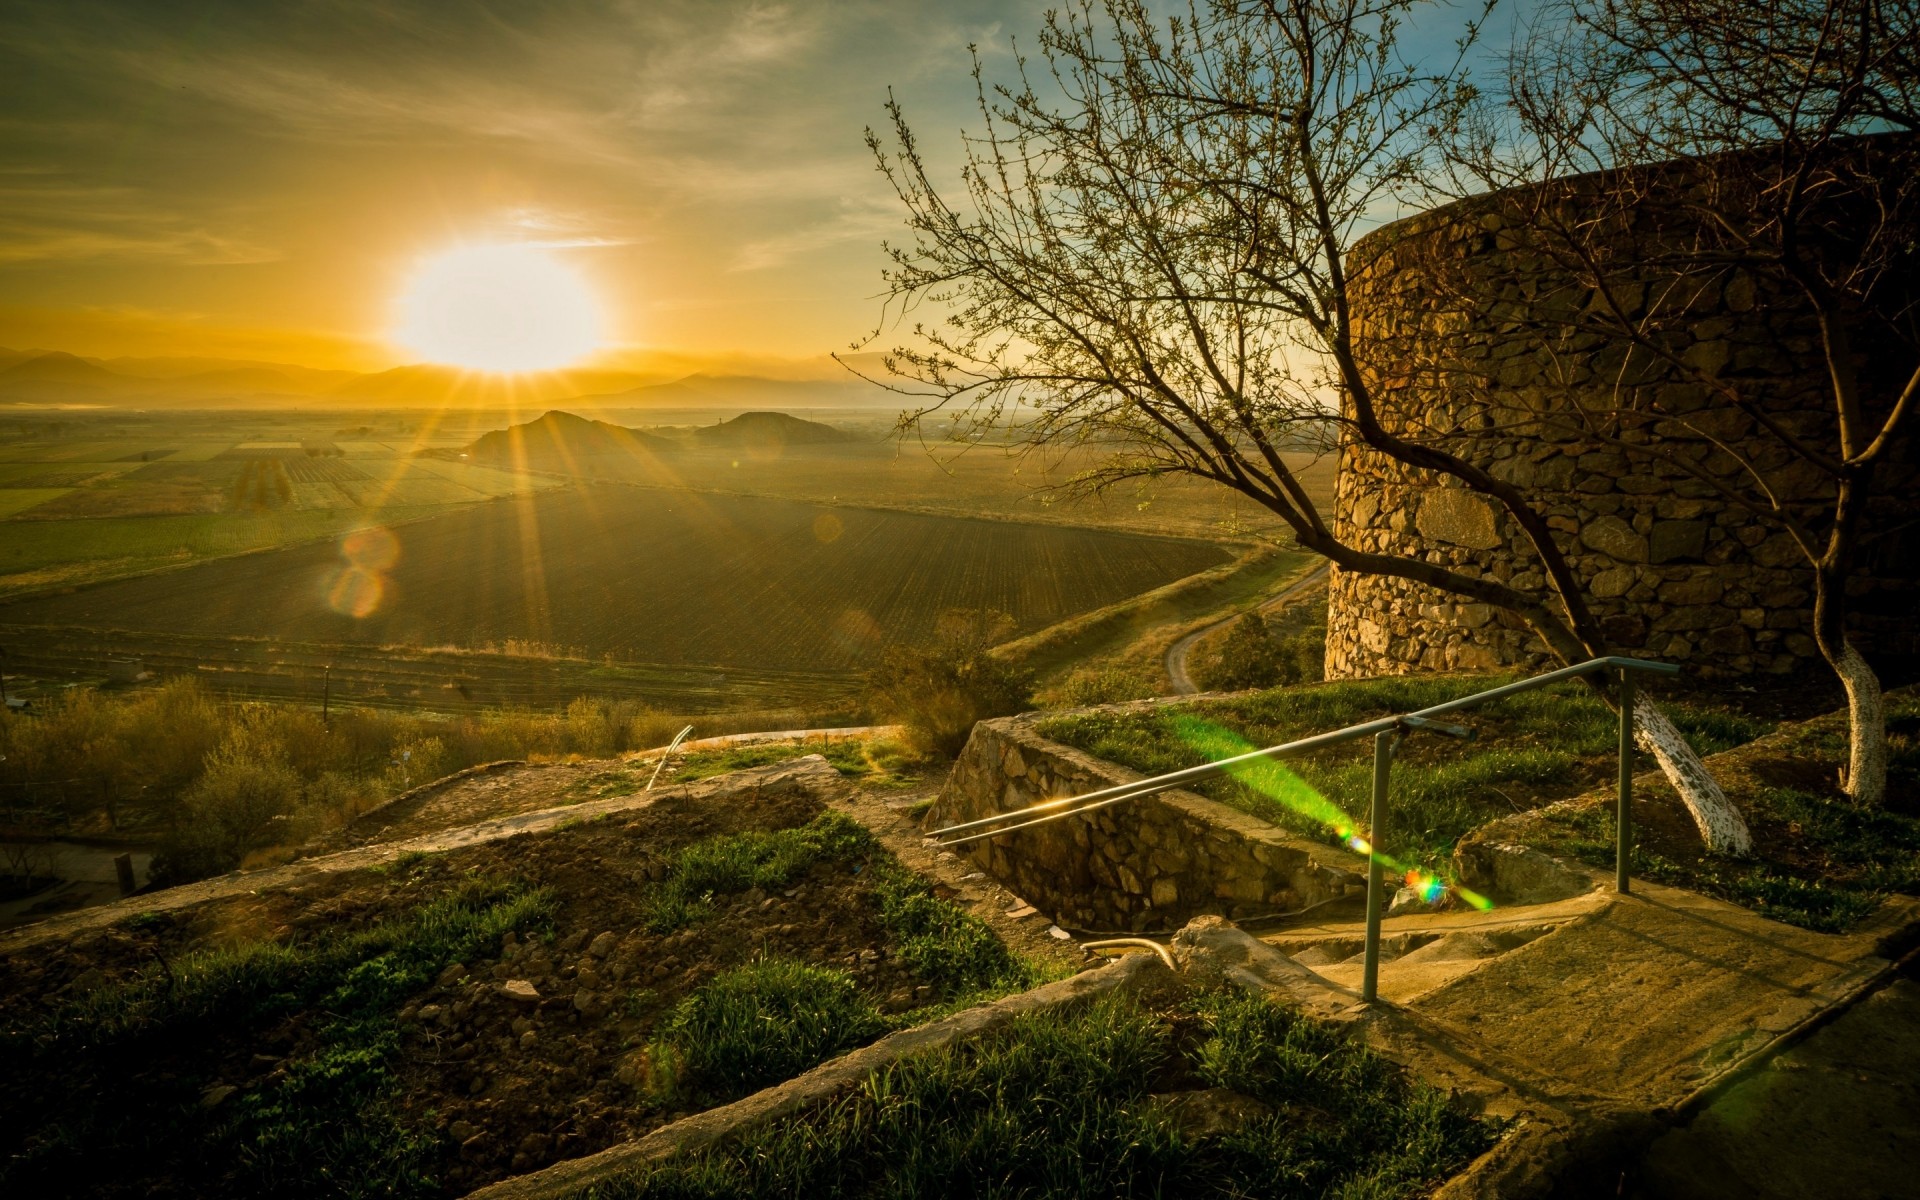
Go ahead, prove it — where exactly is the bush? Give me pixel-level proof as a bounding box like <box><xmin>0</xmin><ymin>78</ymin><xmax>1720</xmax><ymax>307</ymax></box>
<box><xmin>1192</xmin><ymin>611</ymin><xmax>1325</xmax><ymax>692</ymax></box>
<box><xmin>866</xmin><ymin>611</ymin><xmax>1033</xmax><ymax>757</ymax></box>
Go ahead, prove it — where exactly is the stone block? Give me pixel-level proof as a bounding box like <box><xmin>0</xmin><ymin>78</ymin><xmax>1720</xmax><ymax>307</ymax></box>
<box><xmin>1658</xmin><ymin>575</ymin><xmax>1724</xmax><ymax>605</ymax></box>
<box><xmin>1416</xmin><ymin>488</ymin><xmax>1503</xmax><ymax>549</ymax></box>
<box><xmin>1649</xmin><ymin>520</ymin><xmax>1710</xmax><ymax>564</ymax></box>
<box><xmin>1452</xmin><ymin>841</ymin><xmax>1593</xmax><ymax>905</ymax></box>
<box><xmin>1591</xmin><ymin>567</ymin><xmax>1637</xmax><ymax>598</ymax></box>
<box><xmin>1580</xmin><ymin>515</ymin><xmax>1650</xmax><ymax>563</ymax></box>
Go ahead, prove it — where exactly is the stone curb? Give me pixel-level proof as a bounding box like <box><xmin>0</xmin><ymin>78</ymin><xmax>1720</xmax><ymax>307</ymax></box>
<box><xmin>461</xmin><ymin>952</ymin><xmax>1164</xmax><ymax>1200</ymax></box>
<box><xmin>0</xmin><ymin>756</ymin><xmax>840</xmax><ymax>956</ymax></box>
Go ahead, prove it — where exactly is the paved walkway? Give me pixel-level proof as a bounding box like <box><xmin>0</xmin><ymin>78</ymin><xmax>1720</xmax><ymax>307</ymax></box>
<box><xmin>1251</xmin><ymin>874</ymin><xmax>1920</xmax><ymax>1196</ymax></box>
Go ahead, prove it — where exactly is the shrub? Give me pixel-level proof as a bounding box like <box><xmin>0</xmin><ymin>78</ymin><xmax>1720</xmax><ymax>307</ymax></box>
<box><xmin>1192</xmin><ymin>611</ymin><xmax>1325</xmax><ymax>693</ymax></box>
<box><xmin>866</xmin><ymin>610</ymin><xmax>1033</xmax><ymax>757</ymax></box>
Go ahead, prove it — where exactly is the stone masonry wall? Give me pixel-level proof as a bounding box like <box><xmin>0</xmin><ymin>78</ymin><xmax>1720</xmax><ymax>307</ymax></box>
<box><xmin>1326</xmin><ymin>146</ymin><xmax>1918</xmax><ymax>680</ymax></box>
<box><xmin>927</xmin><ymin>711</ymin><xmax>1365</xmax><ymax>933</ymax></box>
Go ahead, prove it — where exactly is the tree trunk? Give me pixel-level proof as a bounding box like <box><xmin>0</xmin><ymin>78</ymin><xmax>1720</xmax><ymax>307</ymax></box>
<box><xmin>1633</xmin><ymin>694</ymin><xmax>1753</xmax><ymax>857</ymax></box>
<box><xmin>1830</xmin><ymin>638</ymin><xmax>1887</xmax><ymax>806</ymax></box>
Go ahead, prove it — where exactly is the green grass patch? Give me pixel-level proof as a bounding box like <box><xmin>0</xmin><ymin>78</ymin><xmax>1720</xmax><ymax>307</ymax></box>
<box><xmin>646</xmin><ymin>958</ymin><xmax>889</xmax><ymax>1104</ymax></box>
<box><xmin>1555</xmin><ymin>782</ymin><xmax>1920</xmax><ymax>932</ymax></box>
<box><xmin>871</xmin><ymin>864</ymin><xmax>1038</xmax><ymax>998</ymax></box>
<box><xmin>670</xmin><ymin>737</ymin><xmax>925</xmax><ymax>787</ymax></box>
<box><xmin>638</xmin><ymin>811</ymin><xmax>876</xmax><ymax>933</ymax></box>
<box><xmin>590</xmin><ymin>988</ymin><xmax>1496</xmax><ymax>1200</ymax></box>
<box><xmin>2</xmin><ymin>875</ymin><xmax>556</xmax><ymax>1199</ymax></box>
<box><xmin>1039</xmin><ymin>674</ymin><xmax>1769</xmax><ymax>874</ymax></box>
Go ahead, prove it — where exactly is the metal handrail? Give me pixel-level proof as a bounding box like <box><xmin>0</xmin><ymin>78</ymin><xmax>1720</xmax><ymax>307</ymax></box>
<box><xmin>927</xmin><ymin>655</ymin><xmax>1680</xmax><ymax>1003</ymax></box>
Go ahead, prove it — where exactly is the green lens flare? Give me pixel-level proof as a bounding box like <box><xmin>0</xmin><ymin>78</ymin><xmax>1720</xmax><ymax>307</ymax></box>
<box><xmin>1167</xmin><ymin>713</ymin><xmax>1494</xmax><ymax>912</ymax></box>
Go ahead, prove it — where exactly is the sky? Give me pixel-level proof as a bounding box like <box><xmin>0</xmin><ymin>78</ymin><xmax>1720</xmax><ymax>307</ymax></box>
<box><xmin>0</xmin><ymin>0</ymin><xmax>1507</xmax><ymax>377</ymax></box>
<box><xmin>0</xmin><ymin>0</ymin><xmax>1054</xmax><ymax>374</ymax></box>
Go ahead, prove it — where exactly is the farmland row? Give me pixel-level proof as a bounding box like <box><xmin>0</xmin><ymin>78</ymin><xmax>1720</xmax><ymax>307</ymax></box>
<box><xmin>0</xmin><ymin>625</ymin><xmax>860</xmax><ymax>714</ymax></box>
<box><xmin>0</xmin><ymin>486</ymin><xmax>1230</xmax><ymax>672</ymax></box>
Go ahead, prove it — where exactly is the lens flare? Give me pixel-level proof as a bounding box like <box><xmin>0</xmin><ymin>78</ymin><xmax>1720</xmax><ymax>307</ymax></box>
<box><xmin>327</xmin><ymin>567</ymin><xmax>385</xmax><ymax>618</ymax></box>
<box><xmin>1168</xmin><ymin>714</ymin><xmax>1494</xmax><ymax>912</ymax></box>
<box><xmin>327</xmin><ymin>526</ymin><xmax>399</xmax><ymax>618</ymax></box>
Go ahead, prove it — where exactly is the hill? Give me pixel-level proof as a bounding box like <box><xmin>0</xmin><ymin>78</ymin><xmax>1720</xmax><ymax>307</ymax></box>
<box><xmin>685</xmin><ymin>410</ymin><xmax>859</xmax><ymax>450</ymax></box>
<box><xmin>455</xmin><ymin>410</ymin><xmax>676</xmax><ymax>472</ymax></box>
<box><xmin>0</xmin><ymin>350</ymin><xmax>126</xmax><ymax>388</ymax></box>
<box><xmin>329</xmin><ymin>365</ymin><xmax>655</xmax><ymax>406</ymax></box>
<box><xmin>566</xmin><ymin>372</ymin><xmax>886</xmax><ymax>410</ymax></box>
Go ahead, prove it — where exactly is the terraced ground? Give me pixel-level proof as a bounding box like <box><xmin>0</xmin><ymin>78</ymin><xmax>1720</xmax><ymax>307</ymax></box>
<box><xmin>1</xmin><ymin>485</ymin><xmax>1230</xmax><ymax>672</ymax></box>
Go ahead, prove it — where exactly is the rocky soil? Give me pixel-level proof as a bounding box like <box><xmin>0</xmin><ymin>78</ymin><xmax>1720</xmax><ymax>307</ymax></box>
<box><xmin>0</xmin><ymin>772</ymin><xmax>1010</xmax><ymax>1198</ymax></box>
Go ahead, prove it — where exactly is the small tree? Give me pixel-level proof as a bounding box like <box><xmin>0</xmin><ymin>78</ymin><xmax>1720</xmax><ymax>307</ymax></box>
<box><xmin>1443</xmin><ymin>0</ymin><xmax>1920</xmax><ymax>805</ymax></box>
<box><xmin>859</xmin><ymin>0</ymin><xmax>1753</xmax><ymax>851</ymax></box>
<box><xmin>866</xmin><ymin>611</ymin><xmax>1034</xmax><ymax>757</ymax></box>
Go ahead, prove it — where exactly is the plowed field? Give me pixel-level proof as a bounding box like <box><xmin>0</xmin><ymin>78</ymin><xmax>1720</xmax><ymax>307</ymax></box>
<box><xmin>1</xmin><ymin>486</ymin><xmax>1228</xmax><ymax>671</ymax></box>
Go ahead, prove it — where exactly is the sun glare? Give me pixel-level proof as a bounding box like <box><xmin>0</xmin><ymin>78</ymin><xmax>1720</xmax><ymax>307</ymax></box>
<box><xmin>392</xmin><ymin>244</ymin><xmax>603</xmax><ymax>373</ymax></box>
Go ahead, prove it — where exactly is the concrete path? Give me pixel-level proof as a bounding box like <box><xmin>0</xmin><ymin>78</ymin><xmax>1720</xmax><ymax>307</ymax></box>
<box><xmin>1628</xmin><ymin>974</ymin><xmax>1920</xmax><ymax>1200</ymax></box>
<box><xmin>1249</xmin><ymin>873</ymin><xmax>1920</xmax><ymax>1197</ymax></box>
<box><xmin>1163</xmin><ymin>564</ymin><xmax>1328</xmax><ymax>694</ymax></box>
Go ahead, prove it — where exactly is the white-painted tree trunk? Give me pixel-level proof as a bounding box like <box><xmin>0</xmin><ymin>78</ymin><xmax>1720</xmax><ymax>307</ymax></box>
<box><xmin>1834</xmin><ymin>640</ymin><xmax>1887</xmax><ymax>807</ymax></box>
<box><xmin>1633</xmin><ymin>695</ymin><xmax>1752</xmax><ymax>857</ymax></box>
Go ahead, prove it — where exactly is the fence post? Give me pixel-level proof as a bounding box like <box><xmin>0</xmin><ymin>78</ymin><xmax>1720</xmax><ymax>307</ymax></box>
<box><xmin>1617</xmin><ymin>666</ymin><xmax>1634</xmax><ymax>895</ymax></box>
<box><xmin>1362</xmin><ymin>729</ymin><xmax>1393</xmax><ymax>1004</ymax></box>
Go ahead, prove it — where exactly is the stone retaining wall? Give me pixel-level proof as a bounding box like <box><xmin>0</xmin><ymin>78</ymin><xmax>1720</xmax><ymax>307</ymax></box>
<box><xmin>927</xmin><ymin>711</ymin><xmax>1365</xmax><ymax>932</ymax></box>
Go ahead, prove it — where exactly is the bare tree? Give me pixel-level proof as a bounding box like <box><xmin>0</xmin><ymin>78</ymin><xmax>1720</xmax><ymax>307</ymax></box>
<box><xmin>856</xmin><ymin>0</ymin><xmax>1754</xmax><ymax>852</ymax></box>
<box><xmin>1442</xmin><ymin>0</ymin><xmax>1920</xmax><ymax>805</ymax></box>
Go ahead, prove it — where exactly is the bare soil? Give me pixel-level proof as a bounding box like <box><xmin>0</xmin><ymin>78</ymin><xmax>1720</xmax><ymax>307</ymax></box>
<box><xmin>0</xmin><ymin>774</ymin><xmax>1037</xmax><ymax>1199</ymax></box>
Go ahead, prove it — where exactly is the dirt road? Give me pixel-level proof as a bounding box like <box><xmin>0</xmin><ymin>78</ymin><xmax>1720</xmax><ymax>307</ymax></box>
<box><xmin>1162</xmin><ymin>563</ymin><xmax>1329</xmax><ymax>694</ymax></box>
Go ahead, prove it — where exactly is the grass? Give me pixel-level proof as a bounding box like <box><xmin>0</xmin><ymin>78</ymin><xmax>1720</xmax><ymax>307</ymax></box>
<box><xmin>870</xmin><ymin>862</ymin><xmax>1036</xmax><ymax>997</ymax></box>
<box><xmin>1554</xmin><ymin>782</ymin><xmax>1920</xmax><ymax>932</ymax></box>
<box><xmin>637</xmin><ymin>811</ymin><xmax>876</xmax><ymax>933</ymax></box>
<box><xmin>669</xmin><ymin>736</ymin><xmax>926</xmax><ymax>787</ymax></box>
<box><xmin>646</xmin><ymin>959</ymin><xmax>890</xmax><ymax>1103</ymax></box>
<box><xmin>1</xmin><ymin>875</ymin><xmax>556</xmax><ymax>1199</ymax></box>
<box><xmin>1039</xmin><ymin>674</ymin><xmax>1769</xmax><ymax>875</ymax></box>
<box><xmin>588</xmin><ymin>988</ymin><xmax>1497</xmax><ymax>1200</ymax></box>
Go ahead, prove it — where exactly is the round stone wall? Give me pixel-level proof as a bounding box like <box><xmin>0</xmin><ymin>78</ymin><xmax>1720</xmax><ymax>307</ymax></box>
<box><xmin>1325</xmin><ymin>148</ymin><xmax>1919</xmax><ymax>680</ymax></box>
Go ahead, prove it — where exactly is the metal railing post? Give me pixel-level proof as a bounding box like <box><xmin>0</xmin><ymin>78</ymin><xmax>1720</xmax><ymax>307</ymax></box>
<box><xmin>1616</xmin><ymin>667</ymin><xmax>1634</xmax><ymax>895</ymax></box>
<box><xmin>1362</xmin><ymin>729</ymin><xmax>1393</xmax><ymax>1004</ymax></box>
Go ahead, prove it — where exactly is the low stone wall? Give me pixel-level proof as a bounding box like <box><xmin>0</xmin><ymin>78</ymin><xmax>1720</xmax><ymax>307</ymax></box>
<box><xmin>927</xmin><ymin>711</ymin><xmax>1365</xmax><ymax>932</ymax></box>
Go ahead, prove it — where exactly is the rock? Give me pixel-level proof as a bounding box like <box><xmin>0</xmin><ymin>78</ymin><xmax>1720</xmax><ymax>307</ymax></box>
<box><xmin>1452</xmin><ymin>841</ymin><xmax>1593</xmax><ymax>905</ymax></box>
<box><xmin>1580</xmin><ymin>515</ymin><xmax>1650</xmax><ymax>563</ymax></box>
<box><xmin>1386</xmin><ymin>886</ymin><xmax>1449</xmax><ymax>917</ymax></box>
<box><xmin>586</xmin><ymin>931</ymin><xmax>617</xmax><ymax>958</ymax></box>
<box><xmin>199</xmin><ymin>1084</ymin><xmax>238</xmax><ymax>1110</ymax></box>
<box><xmin>449</xmin><ymin>1120</ymin><xmax>478</xmax><ymax>1142</ymax></box>
<box><xmin>417</xmin><ymin>1003</ymin><xmax>446</xmax><ymax>1024</ymax></box>
<box><xmin>573</xmin><ymin>990</ymin><xmax>610</xmax><ymax>1019</ymax></box>
<box><xmin>519</xmin><ymin>1030</ymin><xmax>538</xmax><ymax>1050</ymax></box>
<box><xmin>436</xmin><ymin>962</ymin><xmax>468</xmax><ymax>987</ymax></box>
<box><xmin>500</xmin><ymin>980</ymin><xmax>541</xmax><ymax>1006</ymax></box>
<box><xmin>1149</xmin><ymin>1088</ymin><xmax>1275</xmax><ymax>1139</ymax></box>
<box><xmin>1416</xmin><ymin>488</ymin><xmax>1503</xmax><ymax>549</ymax></box>
<box><xmin>511</xmin><ymin>1015</ymin><xmax>534</xmax><ymax>1036</ymax></box>
<box><xmin>575</xmin><ymin>965</ymin><xmax>601</xmax><ymax>991</ymax></box>
<box><xmin>1649</xmin><ymin>520</ymin><xmax>1710</xmax><ymax>564</ymax></box>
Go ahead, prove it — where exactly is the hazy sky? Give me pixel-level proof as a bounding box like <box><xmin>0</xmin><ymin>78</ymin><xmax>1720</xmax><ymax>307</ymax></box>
<box><xmin>0</xmin><ymin>0</ymin><xmax>1052</xmax><ymax>371</ymax></box>
<box><xmin>0</xmin><ymin>0</ymin><xmax>1502</xmax><ymax>374</ymax></box>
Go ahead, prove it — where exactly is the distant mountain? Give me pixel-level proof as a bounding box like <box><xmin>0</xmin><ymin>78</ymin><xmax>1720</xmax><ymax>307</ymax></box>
<box><xmin>103</xmin><ymin>355</ymin><xmax>359</xmax><ymax>392</ymax></box>
<box><xmin>0</xmin><ymin>351</ymin><xmax>126</xmax><ymax>387</ymax></box>
<box><xmin>565</xmin><ymin>372</ymin><xmax>889</xmax><ymax>410</ymax></box>
<box><xmin>685</xmin><ymin>411</ymin><xmax>860</xmax><ymax>449</ymax></box>
<box><xmin>455</xmin><ymin>410</ymin><xmax>677</xmax><ymax>474</ymax></box>
<box><xmin>330</xmin><ymin>365</ymin><xmax>656</xmax><ymax>406</ymax></box>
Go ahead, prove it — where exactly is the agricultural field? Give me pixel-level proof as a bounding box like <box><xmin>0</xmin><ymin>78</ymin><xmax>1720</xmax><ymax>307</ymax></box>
<box><xmin>0</xmin><ymin>485</ymin><xmax>1231</xmax><ymax>673</ymax></box>
<box><xmin>0</xmin><ymin>410</ymin><xmax>561</xmax><ymax>596</ymax></box>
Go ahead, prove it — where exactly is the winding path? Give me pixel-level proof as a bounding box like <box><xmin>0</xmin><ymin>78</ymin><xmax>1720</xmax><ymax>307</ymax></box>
<box><xmin>1162</xmin><ymin>563</ymin><xmax>1330</xmax><ymax>695</ymax></box>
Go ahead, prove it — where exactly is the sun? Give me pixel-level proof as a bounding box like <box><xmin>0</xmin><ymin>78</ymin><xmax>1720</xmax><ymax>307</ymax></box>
<box><xmin>392</xmin><ymin>244</ymin><xmax>604</xmax><ymax>372</ymax></box>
